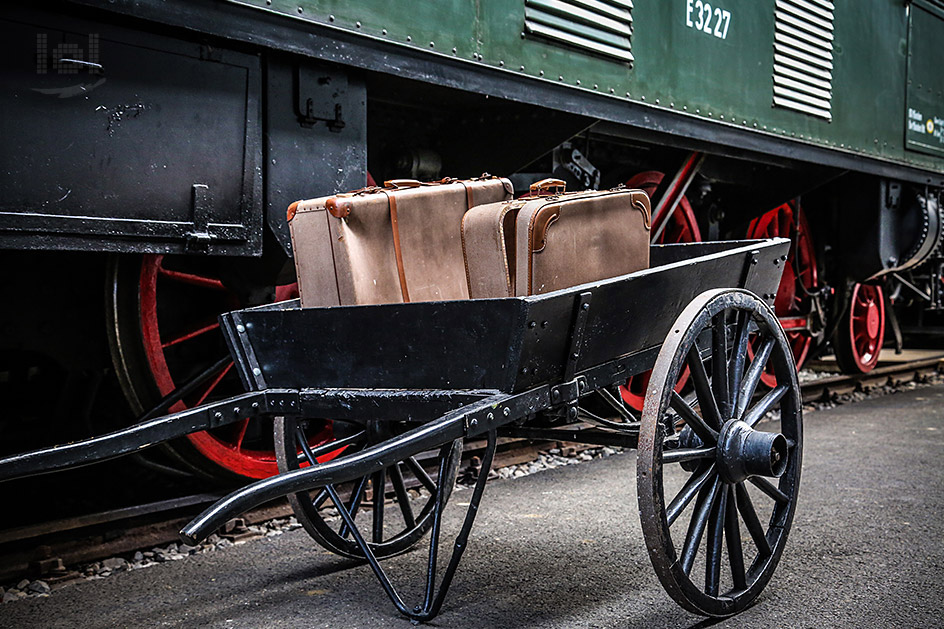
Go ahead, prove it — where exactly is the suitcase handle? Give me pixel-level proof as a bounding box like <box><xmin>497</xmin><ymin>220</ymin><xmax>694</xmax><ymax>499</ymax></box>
<box><xmin>529</xmin><ymin>178</ymin><xmax>566</xmax><ymax>195</ymax></box>
<box><xmin>384</xmin><ymin>179</ymin><xmax>426</xmax><ymax>189</ymax></box>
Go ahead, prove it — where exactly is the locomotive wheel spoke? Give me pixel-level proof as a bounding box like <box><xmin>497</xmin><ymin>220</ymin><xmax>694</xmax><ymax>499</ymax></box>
<box><xmin>741</xmin><ymin>385</ymin><xmax>788</xmax><ymax>427</ymax></box>
<box><xmin>724</xmin><ymin>485</ymin><xmax>747</xmax><ymax>591</ymax></box>
<box><xmin>192</xmin><ymin>362</ymin><xmax>233</xmax><ymax>407</ymax></box>
<box><xmin>232</xmin><ymin>419</ymin><xmax>250</xmax><ymax>450</ymax></box>
<box><xmin>161</xmin><ymin>319</ymin><xmax>220</xmax><ymax>349</ymax></box>
<box><xmin>157</xmin><ymin>266</ymin><xmax>227</xmax><ymax>291</ymax></box>
<box><xmin>735</xmin><ymin>482</ymin><xmax>771</xmax><ymax>557</ymax></box>
<box><xmin>639</xmin><ymin>290</ymin><xmax>802</xmax><ymax>616</ymax></box>
<box><xmin>687</xmin><ymin>344</ymin><xmax>723</xmax><ymax>430</ymax></box>
<box><xmin>666</xmin><ymin>463</ymin><xmax>716</xmax><ymax>527</ymax></box>
<box><xmin>749</xmin><ymin>476</ymin><xmax>790</xmax><ymax>504</ymax></box>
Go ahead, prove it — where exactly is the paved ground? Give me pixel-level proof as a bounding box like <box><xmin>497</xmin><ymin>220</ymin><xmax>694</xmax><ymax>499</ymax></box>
<box><xmin>2</xmin><ymin>385</ymin><xmax>944</xmax><ymax>628</ymax></box>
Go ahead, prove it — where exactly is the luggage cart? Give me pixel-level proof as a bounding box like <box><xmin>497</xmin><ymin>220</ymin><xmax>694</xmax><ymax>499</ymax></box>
<box><xmin>0</xmin><ymin>238</ymin><xmax>800</xmax><ymax>622</ymax></box>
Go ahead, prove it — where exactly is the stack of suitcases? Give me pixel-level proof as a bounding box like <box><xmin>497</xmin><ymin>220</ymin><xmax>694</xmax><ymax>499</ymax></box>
<box><xmin>287</xmin><ymin>176</ymin><xmax>652</xmax><ymax>307</ymax></box>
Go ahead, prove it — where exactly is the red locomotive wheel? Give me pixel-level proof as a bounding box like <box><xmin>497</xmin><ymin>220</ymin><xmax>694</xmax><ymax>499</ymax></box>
<box><xmin>746</xmin><ymin>201</ymin><xmax>817</xmax><ymax>386</ymax></box>
<box><xmin>109</xmin><ymin>254</ymin><xmax>338</xmax><ymax>480</ymax></box>
<box><xmin>620</xmin><ymin>171</ymin><xmax>701</xmax><ymax>410</ymax></box>
<box><xmin>833</xmin><ymin>283</ymin><xmax>885</xmax><ymax>374</ymax></box>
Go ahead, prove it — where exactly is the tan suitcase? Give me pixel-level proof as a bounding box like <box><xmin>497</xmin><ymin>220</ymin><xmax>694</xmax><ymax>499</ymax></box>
<box><xmin>288</xmin><ymin>176</ymin><xmax>513</xmax><ymax>307</ymax></box>
<box><xmin>461</xmin><ymin>179</ymin><xmax>651</xmax><ymax>298</ymax></box>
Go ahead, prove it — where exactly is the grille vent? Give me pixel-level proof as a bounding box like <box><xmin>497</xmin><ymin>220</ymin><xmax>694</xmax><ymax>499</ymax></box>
<box><xmin>524</xmin><ymin>0</ymin><xmax>634</xmax><ymax>64</ymax></box>
<box><xmin>772</xmin><ymin>0</ymin><xmax>834</xmax><ymax>121</ymax></box>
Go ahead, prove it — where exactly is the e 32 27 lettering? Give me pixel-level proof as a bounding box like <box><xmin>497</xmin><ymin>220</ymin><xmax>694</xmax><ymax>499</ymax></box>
<box><xmin>686</xmin><ymin>0</ymin><xmax>731</xmax><ymax>40</ymax></box>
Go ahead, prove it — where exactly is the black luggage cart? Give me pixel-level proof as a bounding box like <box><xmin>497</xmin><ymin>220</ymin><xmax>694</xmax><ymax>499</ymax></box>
<box><xmin>0</xmin><ymin>238</ymin><xmax>801</xmax><ymax>622</ymax></box>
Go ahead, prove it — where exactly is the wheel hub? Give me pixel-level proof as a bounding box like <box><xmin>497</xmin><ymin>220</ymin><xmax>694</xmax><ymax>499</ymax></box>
<box><xmin>865</xmin><ymin>301</ymin><xmax>880</xmax><ymax>338</ymax></box>
<box><xmin>716</xmin><ymin>420</ymin><xmax>788</xmax><ymax>484</ymax></box>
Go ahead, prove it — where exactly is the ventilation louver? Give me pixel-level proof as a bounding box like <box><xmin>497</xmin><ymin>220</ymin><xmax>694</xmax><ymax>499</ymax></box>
<box><xmin>772</xmin><ymin>0</ymin><xmax>834</xmax><ymax>121</ymax></box>
<box><xmin>524</xmin><ymin>0</ymin><xmax>634</xmax><ymax>64</ymax></box>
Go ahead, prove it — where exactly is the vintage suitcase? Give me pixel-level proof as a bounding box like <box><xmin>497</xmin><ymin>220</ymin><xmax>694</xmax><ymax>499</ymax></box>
<box><xmin>288</xmin><ymin>176</ymin><xmax>514</xmax><ymax>307</ymax></box>
<box><xmin>461</xmin><ymin>179</ymin><xmax>651</xmax><ymax>298</ymax></box>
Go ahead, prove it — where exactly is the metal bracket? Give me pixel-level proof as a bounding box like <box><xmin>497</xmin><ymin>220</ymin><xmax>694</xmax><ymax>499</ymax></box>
<box><xmin>550</xmin><ymin>375</ymin><xmax>587</xmax><ymax>406</ymax></box>
<box><xmin>563</xmin><ymin>291</ymin><xmax>593</xmax><ymax>382</ymax></box>
<box><xmin>186</xmin><ymin>183</ymin><xmax>212</xmax><ymax>252</ymax></box>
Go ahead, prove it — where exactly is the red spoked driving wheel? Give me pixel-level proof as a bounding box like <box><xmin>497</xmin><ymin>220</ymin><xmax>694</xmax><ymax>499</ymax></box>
<box><xmin>833</xmin><ymin>283</ymin><xmax>885</xmax><ymax>374</ymax></box>
<box><xmin>619</xmin><ymin>171</ymin><xmax>701</xmax><ymax>410</ymax></box>
<box><xmin>108</xmin><ymin>254</ymin><xmax>337</xmax><ymax>480</ymax></box>
<box><xmin>746</xmin><ymin>201</ymin><xmax>818</xmax><ymax>386</ymax></box>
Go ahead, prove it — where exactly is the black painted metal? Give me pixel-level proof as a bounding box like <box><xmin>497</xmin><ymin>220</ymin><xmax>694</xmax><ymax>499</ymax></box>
<box><xmin>0</xmin><ymin>7</ymin><xmax>263</xmax><ymax>255</ymax></box>
<box><xmin>220</xmin><ymin>240</ymin><xmax>789</xmax><ymax>393</ymax></box>
<box><xmin>0</xmin><ymin>390</ymin><xmax>288</xmax><ymax>482</ymax></box>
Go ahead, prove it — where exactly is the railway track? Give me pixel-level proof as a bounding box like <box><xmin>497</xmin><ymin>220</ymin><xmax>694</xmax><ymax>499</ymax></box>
<box><xmin>3</xmin><ymin>354</ymin><xmax>943</xmax><ymax>589</ymax></box>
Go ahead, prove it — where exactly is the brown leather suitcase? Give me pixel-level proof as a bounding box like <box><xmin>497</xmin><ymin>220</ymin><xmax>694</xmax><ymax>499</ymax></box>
<box><xmin>288</xmin><ymin>176</ymin><xmax>513</xmax><ymax>307</ymax></box>
<box><xmin>461</xmin><ymin>179</ymin><xmax>651</xmax><ymax>298</ymax></box>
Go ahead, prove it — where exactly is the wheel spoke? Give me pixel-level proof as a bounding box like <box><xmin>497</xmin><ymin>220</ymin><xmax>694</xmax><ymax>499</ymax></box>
<box><xmin>389</xmin><ymin>462</ymin><xmax>416</xmax><ymax>529</ymax></box>
<box><xmin>405</xmin><ymin>456</ymin><xmax>437</xmax><ymax>493</ymax></box>
<box><xmin>705</xmin><ymin>482</ymin><xmax>727</xmax><ymax>597</ymax></box>
<box><xmin>749</xmin><ymin>476</ymin><xmax>790</xmax><ymax>504</ymax></box>
<box><xmin>157</xmin><ymin>266</ymin><xmax>226</xmax><ymax>291</ymax></box>
<box><xmin>662</xmin><ymin>446</ymin><xmax>715</xmax><ymax>465</ymax></box>
<box><xmin>687</xmin><ymin>344</ymin><xmax>723</xmax><ymax>430</ymax></box>
<box><xmin>680</xmin><ymin>477</ymin><xmax>721</xmax><ymax>575</ymax></box>
<box><xmin>232</xmin><ymin>419</ymin><xmax>250</xmax><ymax>450</ymax></box>
<box><xmin>338</xmin><ymin>475</ymin><xmax>370</xmax><ymax>539</ymax></box>
<box><xmin>671</xmin><ymin>391</ymin><xmax>718</xmax><ymax>444</ymax></box>
<box><xmin>711</xmin><ymin>312</ymin><xmax>730</xmax><ymax>419</ymax></box>
<box><xmin>296</xmin><ymin>426</ymin><xmax>317</xmax><ymax>466</ymax></box>
<box><xmin>193</xmin><ymin>362</ymin><xmax>233</xmax><ymax>406</ymax></box>
<box><xmin>596</xmin><ymin>387</ymin><xmax>640</xmax><ymax>422</ymax></box>
<box><xmin>728</xmin><ymin>310</ymin><xmax>751</xmax><ymax>413</ymax></box>
<box><xmin>742</xmin><ymin>385</ymin><xmax>788</xmax><ymax>428</ymax></box>
<box><xmin>735</xmin><ymin>482</ymin><xmax>771</xmax><ymax>557</ymax></box>
<box><xmin>313</xmin><ymin>488</ymin><xmax>329</xmax><ymax>510</ymax></box>
<box><xmin>371</xmin><ymin>469</ymin><xmax>387</xmax><ymax>544</ymax></box>
<box><xmin>737</xmin><ymin>336</ymin><xmax>775</xmax><ymax>418</ymax></box>
<box><xmin>725</xmin><ymin>485</ymin><xmax>747</xmax><ymax>591</ymax></box>
<box><xmin>161</xmin><ymin>320</ymin><xmax>220</xmax><ymax>349</ymax></box>
<box><xmin>666</xmin><ymin>463</ymin><xmax>716</xmax><ymax>527</ymax></box>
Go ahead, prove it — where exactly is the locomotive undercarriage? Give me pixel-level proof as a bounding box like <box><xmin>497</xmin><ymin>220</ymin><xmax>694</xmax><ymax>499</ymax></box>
<box><xmin>2</xmin><ymin>5</ymin><xmax>942</xmax><ymax>482</ymax></box>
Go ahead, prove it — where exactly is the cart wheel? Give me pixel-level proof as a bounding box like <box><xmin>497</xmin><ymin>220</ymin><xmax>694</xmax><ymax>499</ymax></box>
<box><xmin>275</xmin><ymin>416</ymin><xmax>462</xmax><ymax>559</ymax></box>
<box><xmin>638</xmin><ymin>289</ymin><xmax>802</xmax><ymax>617</ymax></box>
<box><xmin>833</xmin><ymin>283</ymin><xmax>885</xmax><ymax>374</ymax></box>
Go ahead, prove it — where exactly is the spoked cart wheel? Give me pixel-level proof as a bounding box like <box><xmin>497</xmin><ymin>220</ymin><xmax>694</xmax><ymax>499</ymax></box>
<box><xmin>275</xmin><ymin>416</ymin><xmax>462</xmax><ymax>559</ymax></box>
<box><xmin>833</xmin><ymin>283</ymin><xmax>885</xmax><ymax>374</ymax></box>
<box><xmin>637</xmin><ymin>289</ymin><xmax>802</xmax><ymax>616</ymax></box>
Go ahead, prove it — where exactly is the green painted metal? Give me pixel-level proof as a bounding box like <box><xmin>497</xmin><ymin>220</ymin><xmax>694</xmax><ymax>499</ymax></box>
<box><xmin>906</xmin><ymin>1</ymin><xmax>944</xmax><ymax>157</ymax></box>
<box><xmin>228</xmin><ymin>0</ymin><xmax>943</xmax><ymax>175</ymax></box>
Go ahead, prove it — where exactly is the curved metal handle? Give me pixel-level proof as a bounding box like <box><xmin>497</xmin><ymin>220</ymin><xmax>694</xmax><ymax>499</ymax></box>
<box><xmin>529</xmin><ymin>178</ymin><xmax>566</xmax><ymax>195</ymax></box>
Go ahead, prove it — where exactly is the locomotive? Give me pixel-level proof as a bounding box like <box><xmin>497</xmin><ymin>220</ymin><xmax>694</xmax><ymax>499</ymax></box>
<box><xmin>2</xmin><ymin>0</ymin><xmax>942</xmax><ymax>481</ymax></box>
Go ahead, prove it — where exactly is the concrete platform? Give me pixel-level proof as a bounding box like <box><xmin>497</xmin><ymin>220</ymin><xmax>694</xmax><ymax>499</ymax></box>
<box><xmin>2</xmin><ymin>385</ymin><xmax>944</xmax><ymax>628</ymax></box>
